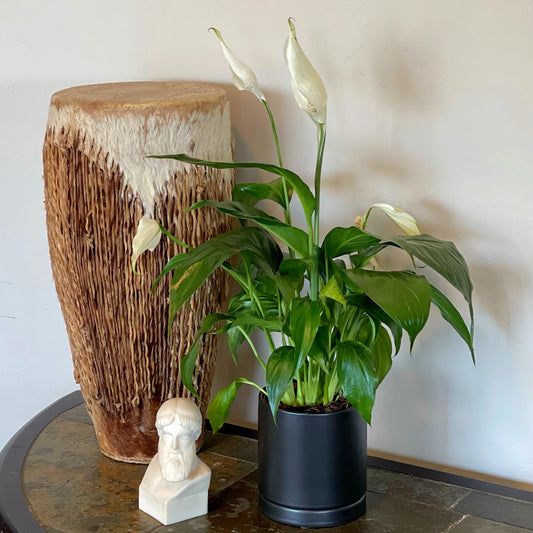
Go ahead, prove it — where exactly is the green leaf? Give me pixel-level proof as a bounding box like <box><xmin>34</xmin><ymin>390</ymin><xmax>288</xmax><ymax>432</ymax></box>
<box><xmin>349</xmin><ymin>244</ymin><xmax>388</xmax><ymax>269</ymax></box>
<box><xmin>276</xmin><ymin>258</ymin><xmax>307</xmax><ymax>303</ymax></box>
<box><xmin>342</xmin><ymin>269</ymin><xmax>431</xmax><ymax>350</ymax></box>
<box><xmin>346</xmin><ymin>294</ymin><xmax>403</xmax><ymax>354</ymax></box>
<box><xmin>384</xmin><ymin>234</ymin><xmax>474</xmax><ymax>333</ymax></box>
<box><xmin>266</xmin><ymin>346</ymin><xmax>298</xmax><ymax>419</ymax></box>
<box><xmin>226</xmin><ymin>325</ymin><xmax>247</xmax><ymax>363</ymax></box>
<box><xmin>208</xmin><ymin>379</ymin><xmax>242</xmax><ymax>434</ymax></box>
<box><xmin>279</xmin><ymin>257</ymin><xmax>309</xmax><ymax>277</ymax></box>
<box><xmin>180</xmin><ymin>344</ymin><xmax>200</xmax><ymax>400</ymax></box>
<box><xmin>180</xmin><ymin>312</ymin><xmax>229</xmax><ymax>397</ymax></box>
<box><xmin>229</xmin><ymin>314</ymin><xmax>282</xmax><ymax>332</ymax></box>
<box><xmin>289</xmin><ymin>298</ymin><xmax>322</xmax><ymax>368</ymax></box>
<box><xmin>190</xmin><ymin>200</ymin><xmax>309</xmax><ymax>257</ymax></box>
<box><xmin>373</xmin><ymin>325</ymin><xmax>393</xmax><ymax>385</ymax></box>
<box><xmin>308</xmin><ymin>325</ymin><xmax>331</xmax><ymax>372</ymax></box>
<box><xmin>322</xmin><ymin>226</ymin><xmax>380</xmax><ymax>258</ymax></box>
<box><xmin>168</xmin><ymin>227</ymin><xmax>281</xmax><ymax>332</ymax></box>
<box><xmin>151</xmin><ymin>154</ymin><xmax>316</xmax><ymax>229</ymax></box>
<box><xmin>151</xmin><ymin>252</ymin><xmax>189</xmax><ymax>291</ymax></box>
<box><xmin>337</xmin><ymin>340</ymin><xmax>378</xmax><ymax>424</ymax></box>
<box><xmin>320</xmin><ymin>275</ymin><xmax>346</xmax><ymax>306</ymax></box>
<box><xmin>233</xmin><ymin>178</ymin><xmax>289</xmax><ymax>209</ymax></box>
<box><xmin>430</xmin><ymin>284</ymin><xmax>475</xmax><ymax>363</ymax></box>
<box><xmin>207</xmin><ymin>377</ymin><xmax>262</xmax><ymax>433</ymax></box>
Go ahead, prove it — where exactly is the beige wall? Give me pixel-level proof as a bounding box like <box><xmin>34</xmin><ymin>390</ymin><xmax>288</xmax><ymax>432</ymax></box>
<box><xmin>1</xmin><ymin>1</ymin><xmax>531</xmax><ymax>485</ymax></box>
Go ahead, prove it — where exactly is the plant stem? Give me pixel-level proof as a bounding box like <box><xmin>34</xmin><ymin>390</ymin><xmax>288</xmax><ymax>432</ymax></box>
<box><xmin>242</xmin><ymin>260</ymin><xmax>276</xmax><ymax>353</ymax></box>
<box><xmin>262</xmin><ymin>99</ymin><xmax>292</xmax><ymax>226</ymax></box>
<box><xmin>310</xmin><ymin>124</ymin><xmax>327</xmax><ymax>300</ymax></box>
<box><xmin>239</xmin><ymin>378</ymin><xmax>267</xmax><ymax>395</ymax></box>
<box><xmin>239</xmin><ymin>327</ymin><xmax>267</xmax><ymax>371</ymax></box>
<box><xmin>262</xmin><ymin>100</ymin><xmax>284</xmax><ymax>171</ymax></box>
<box><xmin>313</xmin><ymin>123</ymin><xmax>326</xmax><ymax>247</ymax></box>
<box><xmin>159</xmin><ymin>225</ymin><xmax>192</xmax><ymax>250</ymax></box>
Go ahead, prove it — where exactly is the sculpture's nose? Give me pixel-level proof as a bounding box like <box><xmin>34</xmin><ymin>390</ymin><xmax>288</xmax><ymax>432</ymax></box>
<box><xmin>170</xmin><ymin>434</ymin><xmax>180</xmax><ymax>449</ymax></box>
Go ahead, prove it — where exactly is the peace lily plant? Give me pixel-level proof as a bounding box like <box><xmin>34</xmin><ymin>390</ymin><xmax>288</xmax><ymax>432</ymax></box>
<box><xmin>133</xmin><ymin>19</ymin><xmax>474</xmax><ymax>432</ymax></box>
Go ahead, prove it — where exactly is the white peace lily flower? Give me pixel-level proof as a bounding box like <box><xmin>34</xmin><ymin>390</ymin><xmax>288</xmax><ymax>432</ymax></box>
<box><xmin>284</xmin><ymin>18</ymin><xmax>327</xmax><ymax>125</ymax></box>
<box><xmin>210</xmin><ymin>27</ymin><xmax>265</xmax><ymax>101</ymax></box>
<box><xmin>362</xmin><ymin>203</ymin><xmax>421</xmax><ymax>235</ymax></box>
<box><xmin>131</xmin><ymin>216</ymin><xmax>162</xmax><ymax>274</ymax></box>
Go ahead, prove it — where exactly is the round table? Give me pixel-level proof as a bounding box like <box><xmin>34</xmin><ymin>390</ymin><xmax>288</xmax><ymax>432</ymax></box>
<box><xmin>0</xmin><ymin>392</ymin><xmax>258</xmax><ymax>533</ymax></box>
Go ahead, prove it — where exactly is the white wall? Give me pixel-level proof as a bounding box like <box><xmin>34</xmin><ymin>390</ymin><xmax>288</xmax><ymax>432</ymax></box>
<box><xmin>1</xmin><ymin>1</ymin><xmax>531</xmax><ymax>486</ymax></box>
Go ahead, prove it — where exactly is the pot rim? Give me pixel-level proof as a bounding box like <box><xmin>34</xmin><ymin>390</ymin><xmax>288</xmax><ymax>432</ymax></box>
<box><xmin>258</xmin><ymin>391</ymin><xmax>357</xmax><ymax>419</ymax></box>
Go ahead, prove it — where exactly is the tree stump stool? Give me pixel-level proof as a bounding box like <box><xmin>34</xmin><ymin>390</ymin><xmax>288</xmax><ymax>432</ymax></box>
<box><xmin>43</xmin><ymin>82</ymin><xmax>234</xmax><ymax>463</ymax></box>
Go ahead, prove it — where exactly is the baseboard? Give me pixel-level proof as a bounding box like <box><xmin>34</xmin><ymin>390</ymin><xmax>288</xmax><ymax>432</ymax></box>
<box><xmin>209</xmin><ymin>420</ymin><xmax>533</xmax><ymax>503</ymax></box>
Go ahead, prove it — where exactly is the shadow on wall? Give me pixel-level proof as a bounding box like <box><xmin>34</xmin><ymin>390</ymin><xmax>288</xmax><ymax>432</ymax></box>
<box><xmin>321</xmin><ymin>31</ymin><xmax>443</xmax><ymax>222</ymax></box>
<box><xmin>372</xmin><ymin>34</ymin><xmax>440</xmax><ymax>113</ymax></box>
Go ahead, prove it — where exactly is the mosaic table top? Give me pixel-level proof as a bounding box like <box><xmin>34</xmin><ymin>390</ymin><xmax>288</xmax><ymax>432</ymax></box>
<box><xmin>1</xmin><ymin>394</ymin><xmax>532</xmax><ymax>532</ymax></box>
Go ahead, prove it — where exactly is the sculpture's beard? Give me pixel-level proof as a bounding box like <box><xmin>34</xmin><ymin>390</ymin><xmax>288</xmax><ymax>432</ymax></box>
<box><xmin>159</xmin><ymin>446</ymin><xmax>196</xmax><ymax>482</ymax></box>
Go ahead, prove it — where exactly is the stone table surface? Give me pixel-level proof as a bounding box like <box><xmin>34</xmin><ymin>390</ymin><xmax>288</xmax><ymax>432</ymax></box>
<box><xmin>3</xmin><ymin>398</ymin><xmax>533</xmax><ymax>532</ymax></box>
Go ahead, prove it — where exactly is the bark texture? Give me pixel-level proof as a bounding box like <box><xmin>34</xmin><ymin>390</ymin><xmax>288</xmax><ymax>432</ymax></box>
<box><xmin>42</xmin><ymin>82</ymin><xmax>233</xmax><ymax>463</ymax></box>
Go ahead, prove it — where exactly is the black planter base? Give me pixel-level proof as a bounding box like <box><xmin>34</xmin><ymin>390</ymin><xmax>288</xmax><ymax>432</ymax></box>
<box><xmin>259</xmin><ymin>492</ymin><xmax>366</xmax><ymax>528</ymax></box>
<box><xmin>258</xmin><ymin>393</ymin><xmax>368</xmax><ymax>528</ymax></box>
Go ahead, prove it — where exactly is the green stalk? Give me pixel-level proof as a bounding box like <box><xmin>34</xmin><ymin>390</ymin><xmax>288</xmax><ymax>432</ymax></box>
<box><xmin>238</xmin><ymin>327</ymin><xmax>267</xmax><ymax>371</ymax></box>
<box><xmin>262</xmin><ymin>100</ymin><xmax>291</xmax><ymax>223</ymax></box>
<box><xmin>239</xmin><ymin>378</ymin><xmax>267</xmax><ymax>396</ymax></box>
<box><xmin>313</xmin><ymin>123</ymin><xmax>327</xmax><ymax>246</ymax></box>
<box><xmin>159</xmin><ymin>225</ymin><xmax>192</xmax><ymax>250</ymax></box>
<box><xmin>243</xmin><ymin>260</ymin><xmax>276</xmax><ymax>353</ymax></box>
<box><xmin>310</xmin><ymin>123</ymin><xmax>327</xmax><ymax>300</ymax></box>
<box><xmin>281</xmin><ymin>383</ymin><xmax>296</xmax><ymax>405</ymax></box>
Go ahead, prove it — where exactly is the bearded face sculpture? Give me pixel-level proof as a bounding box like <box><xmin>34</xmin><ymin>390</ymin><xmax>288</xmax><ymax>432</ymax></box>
<box><xmin>155</xmin><ymin>399</ymin><xmax>202</xmax><ymax>482</ymax></box>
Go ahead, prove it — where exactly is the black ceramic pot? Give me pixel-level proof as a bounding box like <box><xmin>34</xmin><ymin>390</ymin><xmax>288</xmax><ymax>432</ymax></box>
<box><xmin>258</xmin><ymin>393</ymin><xmax>367</xmax><ymax>528</ymax></box>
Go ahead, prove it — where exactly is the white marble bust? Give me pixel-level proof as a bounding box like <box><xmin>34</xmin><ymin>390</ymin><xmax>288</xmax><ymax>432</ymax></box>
<box><xmin>139</xmin><ymin>398</ymin><xmax>211</xmax><ymax>525</ymax></box>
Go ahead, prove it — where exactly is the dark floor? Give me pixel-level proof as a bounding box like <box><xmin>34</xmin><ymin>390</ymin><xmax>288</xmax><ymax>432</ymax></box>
<box><xmin>20</xmin><ymin>404</ymin><xmax>533</xmax><ymax>532</ymax></box>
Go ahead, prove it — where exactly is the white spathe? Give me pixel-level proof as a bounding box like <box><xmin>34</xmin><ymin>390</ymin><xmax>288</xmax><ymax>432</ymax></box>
<box><xmin>131</xmin><ymin>216</ymin><xmax>162</xmax><ymax>274</ymax></box>
<box><xmin>362</xmin><ymin>203</ymin><xmax>421</xmax><ymax>235</ymax></box>
<box><xmin>284</xmin><ymin>18</ymin><xmax>327</xmax><ymax>125</ymax></box>
<box><xmin>210</xmin><ymin>27</ymin><xmax>265</xmax><ymax>101</ymax></box>
<box><xmin>139</xmin><ymin>398</ymin><xmax>211</xmax><ymax>525</ymax></box>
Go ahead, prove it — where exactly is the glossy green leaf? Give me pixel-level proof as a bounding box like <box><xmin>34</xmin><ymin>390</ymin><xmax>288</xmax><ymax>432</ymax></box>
<box><xmin>373</xmin><ymin>325</ymin><xmax>393</xmax><ymax>385</ymax></box>
<box><xmin>180</xmin><ymin>312</ymin><xmax>229</xmax><ymax>397</ymax></box>
<box><xmin>229</xmin><ymin>315</ymin><xmax>282</xmax><ymax>332</ymax></box>
<box><xmin>322</xmin><ymin>226</ymin><xmax>380</xmax><ymax>258</ymax></box>
<box><xmin>190</xmin><ymin>200</ymin><xmax>309</xmax><ymax>257</ymax></box>
<box><xmin>151</xmin><ymin>154</ymin><xmax>315</xmax><ymax>227</ymax></box>
<box><xmin>430</xmin><ymin>284</ymin><xmax>475</xmax><ymax>363</ymax></box>
<box><xmin>346</xmin><ymin>294</ymin><xmax>403</xmax><ymax>354</ymax></box>
<box><xmin>308</xmin><ymin>325</ymin><xmax>331</xmax><ymax>372</ymax></box>
<box><xmin>276</xmin><ymin>258</ymin><xmax>307</xmax><ymax>302</ymax></box>
<box><xmin>337</xmin><ymin>340</ymin><xmax>378</xmax><ymax>424</ymax></box>
<box><xmin>208</xmin><ymin>379</ymin><xmax>242</xmax><ymax>434</ymax></box>
<box><xmin>279</xmin><ymin>257</ymin><xmax>309</xmax><ymax>277</ymax></box>
<box><xmin>384</xmin><ymin>234</ymin><xmax>474</xmax><ymax>333</ymax></box>
<box><xmin>226</xmin><ymin>325</ymin><xmax>246</xmax><ymax>363</ymax></box>
<box><xmin>320</xmin><ymin>275</ymin><xmax>346</xmax><ymax>306</ymax></box>
<box><xmin>180</xmin><ymin>344</ymin><xmax>200</xmax><ymax>400</ymax></box>
<box><xmin>342</xmin><ymin>269</ymin><xmax>431</xmax><ymax>350</ymax></box>
<box><xmin>266</xmin><ymin>346</ymin><xmax>298</xmax><ymax>419</ymax></box>
<box><xmin>233</xmin><ymin>178</ymin><xmax>289</xmax><ymax>209</ymax></box>
<box><xmin>289</xmin><ymin>298</ymin><xmax>322</xmax><ymax>368</ymax></box>
<box><xmin>168</xmin><ymin>227</ymin><xmax>281</xmax><ymax>332</ymax></box>
<box><xmin>208</xmin><ymin>377</ymin><xmax>262</xmax><ymax>433</ymax></box>
<box><xmin>349</xmin><ymin>244</ymin><xmax>388</xmax><ymax>269</ymax></box>
<box><xmin>336</xmin><ymin>304</ymin><xmax>361</xmax><ymax>341</ymax></box>
<box><xmin>151</xmin><ymin>252</ymin><xmax>189</xmax><ymax>291</ymax></box>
